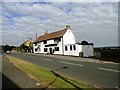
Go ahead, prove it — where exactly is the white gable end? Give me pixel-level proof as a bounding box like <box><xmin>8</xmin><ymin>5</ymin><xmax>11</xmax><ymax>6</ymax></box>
<box><xmin>63</xmin><ymin>29</ymin><xmax>75</xmax><ymax>45</ymax></box>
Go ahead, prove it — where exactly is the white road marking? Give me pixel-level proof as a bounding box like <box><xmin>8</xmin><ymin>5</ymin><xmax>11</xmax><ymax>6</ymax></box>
<box><xmin>59</xmin><ymin>61</ymin><xmax>75</xmax><ymax>65</ymax></box>
<box><xmin>59</xmin><ymin>61</ymin><xmax>83</xmax><ymax>67</ymax></box>
<box><xmin>99</xmin><ymin>68</ymin><xmax>120</xmax><ymax>73</ymax></box>
<box><xmin>76</xmin><ymin>64</ymin><xmax>83</xmax><ymax>67</ymax></box>
<box><xmin>66</xmin><ymin>62</ymin><xmax>75</xmax><ymax>65</ymax></box>
<box><xmin>115</xmin><ymin>86</ymin><xmax>120</xmax><ymax>89</ymax></box>
<box><xmin>44</xmin><ymin>58</ymin><xmax>53</xmax><ymax>61</ymax></box>
<box><xmin>59</xmin><ymin>61</ymin><xmax>67</xmax><ymax>64</ymax></box>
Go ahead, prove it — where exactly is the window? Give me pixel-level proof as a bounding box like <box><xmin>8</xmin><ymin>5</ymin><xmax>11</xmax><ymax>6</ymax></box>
<box><xmin>38</xmin><ymin>45</ymin><xmax>41</xmax><ymax>51</ymax></box>
<box><xmin>70</xmin><ymin>45</ymin><xmax>72</xmax><ymax>50</ymax></box>
<box><xmin>73</xmin><ymin>45</ymin><xmax>76</xmax><ymax>50</ymax></box>
<box><xmin>54</xmin><ymin>38</ymin><xmax>61</xmax><ymax>43</ymax></box>
<box><xmin>43</xmin><ymin>40</ymin><xmax>47</xmax><ymax>44</ymax></box>
<box><xmin>34</xmin><ymin>43</ymin><xmax>37</xmax><ymax>46</ymax></box>
<box><xmin>55</xmin><ymin>47</ymin><xmax>59</xmax><ymax>51</ymax></box>
<box><xmin>35</xmin><ymin>48</ymin><xmax>38</xmax><ymax>52</ymax></box>
<box><xmin>65</xmin><ymin>46</ymin><xmax>67</xmax><ymax>51</ymax></box>
<box><xmin>44</xmin><ymin>48</ymin><xmax>47</xmax><ymax>52</ymax></box>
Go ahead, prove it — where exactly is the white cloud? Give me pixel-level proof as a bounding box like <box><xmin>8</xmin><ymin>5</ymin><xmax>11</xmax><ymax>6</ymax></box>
<box><xmin>2</xmin><ymin>0</ymin><xmax>119</xmax><ymax>2</ymax></box>
<box><xmin>2</xmin><ymin>2</ymin><xmax>118</xmax><ymax>46</ymax></box>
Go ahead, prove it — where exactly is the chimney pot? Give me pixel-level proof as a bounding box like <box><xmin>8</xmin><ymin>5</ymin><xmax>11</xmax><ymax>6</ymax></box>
<box><xmin>66</xmin><ymin>25</ymin><xmax>70</xmax><ymax>29</ymax></box>
<box><xmin>45</xmin><ymin>30</ymin><xmax>48</xmax><ymax>35</ymax></box>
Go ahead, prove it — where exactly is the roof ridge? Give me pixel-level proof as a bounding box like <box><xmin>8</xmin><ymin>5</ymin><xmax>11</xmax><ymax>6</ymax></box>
<box><xmin>34</xmin><ymin>28</ymin><xmax>67</xmax><ymax>42</ymax></box>
<box><xmin>45</xmin><ymin>28</ymin><xmax>67</xmax><ymax>35</ymax></box>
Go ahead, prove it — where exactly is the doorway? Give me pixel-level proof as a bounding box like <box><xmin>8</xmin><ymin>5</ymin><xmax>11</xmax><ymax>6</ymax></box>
<box><xmin>49</xmin><ymin>48</ymin><xmax>53</xmax><ymax>54</ymax></box>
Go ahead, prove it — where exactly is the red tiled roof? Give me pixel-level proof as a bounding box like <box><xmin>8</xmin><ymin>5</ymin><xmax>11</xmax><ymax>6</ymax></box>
<box><xmin>34</xmin><ymin>29</ymin><xmax>67</xmax><ymax>42</ymax></box>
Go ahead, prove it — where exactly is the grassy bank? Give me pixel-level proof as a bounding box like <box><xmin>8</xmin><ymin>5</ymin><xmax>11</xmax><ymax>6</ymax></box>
<box><xmin>7</xmin><ymin>55</ymin><xmax>99</xmax><ymax>89</ymax></box>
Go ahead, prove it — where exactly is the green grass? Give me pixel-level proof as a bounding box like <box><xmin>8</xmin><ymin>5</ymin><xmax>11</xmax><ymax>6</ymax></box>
<box><xmin>7</xmin><ymin>55</ymin><xmax>100</xmax><ymax>89</ymax></box>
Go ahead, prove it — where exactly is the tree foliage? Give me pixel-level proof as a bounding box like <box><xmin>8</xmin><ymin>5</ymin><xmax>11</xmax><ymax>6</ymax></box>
<box><xmin>2</xmin><ymin>45</ymin><xmax>16</xmax><ymax>52</ymax></box>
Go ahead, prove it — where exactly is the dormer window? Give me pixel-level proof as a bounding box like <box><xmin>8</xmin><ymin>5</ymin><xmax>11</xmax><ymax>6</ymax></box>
<box><xmin>54</xmin><ymin>38</ymin><xmax>61</xmax><ymax>43</ymax></box>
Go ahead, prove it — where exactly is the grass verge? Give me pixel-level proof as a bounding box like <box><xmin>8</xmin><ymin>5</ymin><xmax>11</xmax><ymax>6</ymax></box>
<box><xmin>7</xmin><ymin>55</ymin><xmax>100</xmax><ymax>89</ymax></box>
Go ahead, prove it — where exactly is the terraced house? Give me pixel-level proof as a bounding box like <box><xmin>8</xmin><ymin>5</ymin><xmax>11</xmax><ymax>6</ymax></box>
<box><xmin>33</xmin><ymin>25</ymin><xmax>94</xmax><ymax>57</ymax></box>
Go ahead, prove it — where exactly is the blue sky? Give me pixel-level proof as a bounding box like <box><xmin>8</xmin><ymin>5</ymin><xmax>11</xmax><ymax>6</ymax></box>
<box><xmin>1</xmin><ymin>0</ymin><xmax>118</xmax><ymax>47</ymax></box>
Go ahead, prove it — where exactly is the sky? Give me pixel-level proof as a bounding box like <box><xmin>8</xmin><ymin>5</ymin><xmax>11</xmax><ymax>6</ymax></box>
<box><xmin>1</xmin><ymin>0</ymin><xmax>119</xmax><ymax>47</ymax></box>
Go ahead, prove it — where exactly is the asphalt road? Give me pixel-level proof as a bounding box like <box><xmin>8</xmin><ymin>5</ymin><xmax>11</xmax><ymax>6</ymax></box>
<box><xmin>7</xmin><ymin>52</ymin><xmax>120</xmax><ymax>89</ymax></box>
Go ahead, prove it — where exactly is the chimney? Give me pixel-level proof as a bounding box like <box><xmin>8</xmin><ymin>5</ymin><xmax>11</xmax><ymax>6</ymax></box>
<box><xmin>45</xmin><ymin>30</ymin><xmax>48</xmax><ymax>35</ymax></box>
<box><xmin>66</xmin><ymin>25</ymin><xmax>70</xmax><ymax>29</ymax></box>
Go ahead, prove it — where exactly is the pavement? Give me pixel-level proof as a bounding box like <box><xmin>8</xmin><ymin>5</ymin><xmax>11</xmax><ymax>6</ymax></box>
<box><xmin>9</xmin><ymin>52</ymin><xmax>120</xmax><ymax>89</ymax></box>
<box><xmin>2</xmin><ymin>54</ymin><xmax>42</xmax><ymax>89</ymax></box>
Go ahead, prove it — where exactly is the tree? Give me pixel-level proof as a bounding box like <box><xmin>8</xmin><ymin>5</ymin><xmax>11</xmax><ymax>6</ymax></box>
<box><xmin>81</xmin><ymin>41</ymin><xmax>88</xmax><ymax>45</ymax></box>
<box><xmin>29</xmin><ymin>42</ymin><xmax>33</xmax><ymax>53</ymax></box>
<box><xmin>3</xmin><ymin>45</ymin><xmax>11</xmax><ymax>52</ymax></box>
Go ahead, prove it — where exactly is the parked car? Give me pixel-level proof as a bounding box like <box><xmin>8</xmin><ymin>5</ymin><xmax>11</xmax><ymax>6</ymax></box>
<box><xmin>6</xmin><ymin>50</ymin><xmax>11</xmax><ymax>54</ymax></box>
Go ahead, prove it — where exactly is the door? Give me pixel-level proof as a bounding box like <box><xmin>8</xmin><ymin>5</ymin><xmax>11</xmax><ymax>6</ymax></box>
<box><xmin>49</xmin><ymin>48</ymin><xmax>53</xmax><ymax>54</ymax></box>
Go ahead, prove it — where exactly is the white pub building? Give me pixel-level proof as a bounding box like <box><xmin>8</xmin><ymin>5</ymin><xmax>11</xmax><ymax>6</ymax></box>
<box><xmin>33</xmin><ymin>25</ymin><xmax>94</xmax><ymax>57</ymax></box>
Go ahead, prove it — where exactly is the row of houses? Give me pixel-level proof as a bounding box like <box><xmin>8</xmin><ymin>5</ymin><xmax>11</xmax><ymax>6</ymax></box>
<box><xmin>33</xmin><ymin>25</ymin><xmax>94</xmax><ymax>57</ymax></box>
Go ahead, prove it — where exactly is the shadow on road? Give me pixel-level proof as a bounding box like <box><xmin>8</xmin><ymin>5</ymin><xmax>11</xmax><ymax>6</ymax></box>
<box><xmin>2</xmin><ymin>73</ymin><xmax>21</xmax><ymax>90</ymax></box>
<box><xmin>51</xmin><ymin>71</ymin><xmax>83</xmax><ymax>90</ymax></box>
<box><xmin>42</xmin><ymin>69</ymin><xmax>83</xmax><ymax>90</ymax></box>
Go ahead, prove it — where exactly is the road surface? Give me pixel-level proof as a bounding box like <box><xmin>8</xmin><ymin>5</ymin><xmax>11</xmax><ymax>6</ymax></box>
<box><xmin>6</xmin><ymin>52</ymin><xmax>120</xmax><ymax>89</ymax></box>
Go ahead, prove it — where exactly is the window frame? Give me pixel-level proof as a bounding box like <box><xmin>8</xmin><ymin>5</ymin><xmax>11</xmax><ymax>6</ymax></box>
<box><xmin>43</xmin><ymin>40</ymin><xmax>47</xmax><ymax>44</ymax></box>
<box><xmin>70</xmin><ymin>45</ymin><xmax>72</xmax><ymax>51</ymax></box>
<box><xmin>65</xmin><ymin>46</ymin><xmax>67</xmax><ymax>51</ymax></box>
<box><xmin>44</xmin><ymin>48</ymin><xmax>47</xmax><ymax>52</ymax></box>
<box><xmin>55</xmin><ymin>47</ymin><xmax>59</xmax><ymax>51</ymax></box>
<box><xmin>35</xmin><ymin>48</ymin><xmax>38</xmax><ymax>52</ymax></box>
<box><xmin>73</xmin><ymin>45</ymin><xmax>76</xmax><ymax>50</ymax></box>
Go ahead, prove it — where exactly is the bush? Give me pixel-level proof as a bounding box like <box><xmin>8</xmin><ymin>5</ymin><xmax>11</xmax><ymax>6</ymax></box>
<box><xmin>100</xmin><ymin>50</ymin><xmax>120</xmax><ymax>62</ymax></box>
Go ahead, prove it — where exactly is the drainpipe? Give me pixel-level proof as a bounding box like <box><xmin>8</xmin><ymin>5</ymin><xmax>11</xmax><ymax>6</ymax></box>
<box><xmin>62</xmin><ymin>36</ymin><xmax>64</xmax><ymax>55</ymax></box>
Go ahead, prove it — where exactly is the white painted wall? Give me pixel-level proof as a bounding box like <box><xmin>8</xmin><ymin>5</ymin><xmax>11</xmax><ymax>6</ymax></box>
<box><xmin>33</xmin><ymin>37</ymin><xmax>64</xmax><ymax>54</ymax></box>
<box><xmin>64</xmin><ymin>44</ymin><xmax>79</xmax><ymax>56</ymax></box>
<box><xmin>77</xmin><ymin>45</ymin><xmax>82</xmax><ymax>52</ymax></box>
<box><xmin>53</xmin><ymin>38</ymin><xmax>63</xmax><ymax>55</ymax></box>
<box><xmin>40</xmin><ymin>42</ymin><xmax>46</xmax><ymax>53</ymax></box>
<box><xmin>81</xmin><ymin>45</ymin><xmax>94</xmax><ymax>57</ymax></box>
<box><xmin>47</xmin><ymin>39</ymin><xmax>54</xmax><ymax>44</ymax></box>
<box><xmin>33</xmin><ymin>44</ymin><xmax>38</xmax><ymax>53</ymax></box>
<box><xmin>63</xmin><ymin>44</ymin><xmax>94</xmax><ymax>57</ymax></box>
<box><xmin>63</xmin><ymin>29</ymin><xmax>75</xmax><ymax>45</ymax></box>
